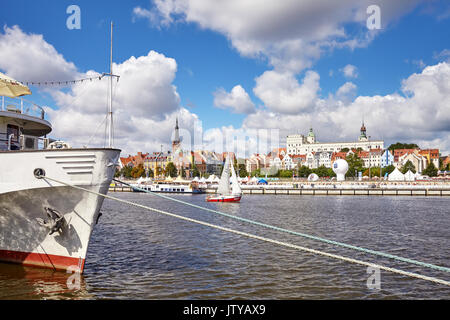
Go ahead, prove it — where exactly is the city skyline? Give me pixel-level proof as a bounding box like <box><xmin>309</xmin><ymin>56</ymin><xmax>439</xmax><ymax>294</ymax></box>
<box><xmin>1</xmin><ymin>1</ymin><xmax>449</xmax><ymax>156</ymax></box>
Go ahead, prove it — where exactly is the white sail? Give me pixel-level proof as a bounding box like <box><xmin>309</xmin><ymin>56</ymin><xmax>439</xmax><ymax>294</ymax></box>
<box><xmin>217</xmin><ymin>154</ymin><xmax>231</xmax><ymax>195</ymax></box>
<box><xmin>230</xmin><ymin>158</ymin><xmax>242</xmax><ymax>195</ymax></box>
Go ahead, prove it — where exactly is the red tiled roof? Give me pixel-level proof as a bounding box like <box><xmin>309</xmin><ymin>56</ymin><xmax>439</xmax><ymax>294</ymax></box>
<box><xmin>331</xmin><ymin>152</ymin><xmax>347</xmax><ymax>161</ymax></box>
<box><xmin>419</xmin><ymin>149</ymin><xmax>440</xmax><ymax>159</ymax></box>
<box><xmin>358</xmin><ymin>151</ymin><xmax>370</xmax><ymax>158</ymax></box>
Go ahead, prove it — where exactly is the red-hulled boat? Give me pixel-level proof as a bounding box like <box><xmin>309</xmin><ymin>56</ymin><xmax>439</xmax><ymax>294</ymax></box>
<box><xmin>206</xmin><ymin>153</ymin><xmax>242</xmax><ymax>203</ymax></box>
<box><xmin>206</xmin><ymin>195</ymin><xmax>242</xmax><ymax>202</ymax></box>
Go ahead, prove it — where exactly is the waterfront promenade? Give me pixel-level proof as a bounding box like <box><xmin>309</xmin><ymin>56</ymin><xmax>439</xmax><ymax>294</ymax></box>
<box><xmin>109</xmin><ymin>179</ymin><xmax>450</xmax><ymax>196</ymax></box>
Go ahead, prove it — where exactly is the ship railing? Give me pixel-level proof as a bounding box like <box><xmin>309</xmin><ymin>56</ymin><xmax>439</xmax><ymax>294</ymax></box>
<box><xmin>0</xmin><ymin>132</ymin><xmax>20</xmax><ymax>150</ymax></box>
<box><xmin>1</xmin><ymin>96</ymin><xmax>46</xmax><ymax>120</ymax></box>
<box><xmin>0</xmin><ymin>132</ymin><xmax>50</xmax><ymax>151</ymax></box>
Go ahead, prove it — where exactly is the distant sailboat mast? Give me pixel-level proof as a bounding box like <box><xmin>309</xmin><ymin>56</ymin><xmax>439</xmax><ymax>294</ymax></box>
<box><xmin>230</xmin><ymin>157</ymin><xmax>242</xmax><ymax>195</ymax></box>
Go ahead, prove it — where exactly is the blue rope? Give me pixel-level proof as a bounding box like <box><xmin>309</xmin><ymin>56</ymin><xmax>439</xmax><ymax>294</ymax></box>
<box><xmin>114</xmin><ymin>179</ymin><xmax>450</xmax><ymax>274</ymax></box>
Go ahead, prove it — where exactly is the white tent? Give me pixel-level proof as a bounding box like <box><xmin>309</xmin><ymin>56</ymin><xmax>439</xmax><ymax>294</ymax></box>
<box><xmin>213</xmin><ymin>176</ymin><xmax>220</xmax><ymax>183</ymax></box>
<box><xmin>193</xmin><ymin>176</ymin><xmax>199</xmax><ymax>182</ymax></box>
<box><xmin>404</xmin><ymin>170</ymin><xmax>416</xmax><ymax>181</ymax></box>
<box><xmin>174</xmin><ymin>175</ymin><xmax>188</xmax><ymax>183</ymax></box>
<box><xmin>199</xmin><ymin>177</ymin><xmax>206</xmax><ymax>183</ymax></box>
<box><xmin>307</xmin><ymin>173</ymin><xmax>319</xmax><ymax>182</ymax></box>
<box><xmin>388</xmin><ymin>168</ymin><xmax>405</xmax><ymax>181</ymax></box>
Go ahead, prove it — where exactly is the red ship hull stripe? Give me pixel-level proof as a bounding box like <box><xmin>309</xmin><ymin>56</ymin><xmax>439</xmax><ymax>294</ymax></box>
<box><xmin>206</xmin><ymin>197</ymin><xmax>241</xmax><ymax>202</ymax></box>
<box><xmin>0</xmin><ymin>249</ymin><xmax>85</xmax><ymax>272</ymax></box>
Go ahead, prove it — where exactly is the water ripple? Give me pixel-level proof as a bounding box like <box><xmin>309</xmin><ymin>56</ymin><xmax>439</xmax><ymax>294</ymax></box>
<box><xmin>1</xmin><ymin>194</ymin><xmax>449</xmax><ymax>299</ymax></box>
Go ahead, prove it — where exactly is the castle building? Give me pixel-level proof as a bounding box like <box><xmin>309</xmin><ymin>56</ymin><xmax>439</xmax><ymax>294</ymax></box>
<box><xmin>286</xmin><ymin>123</ymin><xmax>384</xmax><ymax>155</ymax></box>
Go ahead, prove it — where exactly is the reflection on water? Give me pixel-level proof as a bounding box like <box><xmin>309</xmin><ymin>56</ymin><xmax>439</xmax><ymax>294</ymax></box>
<box><xmin>1</xmin><ymin>193</ymin><xmax>449</xmax><ymax>299</ymax></box>
<box><xmin>0</xmin><ymin>262</ymin><xmax>90</xmax><ymax>299</ymax></box>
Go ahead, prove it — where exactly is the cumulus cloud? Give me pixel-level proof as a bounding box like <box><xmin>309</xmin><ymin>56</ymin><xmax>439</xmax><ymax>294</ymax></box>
<box><xmin>253</xmin><ymin>70</ymin><xmax>320</xmax><ymax>114</ymax></box>
<box><xmin>45</xmin><ymin>50</ymin><xmax>194</xmax><ymax>155</ymax></box>
<box><xmin>134</xmin><ymin>0</ymin><xmax>421</xmax><ymax>73</ymax></box>
<box><xmin>0</xmin><ymin>25</ymin><xmax>80</xmax><ymax>82</ymax></box>
<box><xmin>213</xmin><ymin>85</ymin><xmax>255</xmax><ymax>114</ymax></box>
<box><xmin>243</xmin><ymin>62</ymin><xmax>450</xmax><ymax>155</ymax></box>
<box><xmin>340</xmin><ymin>64</ymin><xmax>358</xmax><ymax>78</ymax></box>
<box><xmin>336</xmin><ymin>81</ymin><xmax>358</xmax><ymax>103</ymax></box>
<box><xmin>201</xmin><ymin>124</ymin><xmax>280</xmax><ymax>158</ymax></box>
<box><xmin>0</xmin><ymin>25</ymin><xmax>200</xmax><ymax>156</ymax></box>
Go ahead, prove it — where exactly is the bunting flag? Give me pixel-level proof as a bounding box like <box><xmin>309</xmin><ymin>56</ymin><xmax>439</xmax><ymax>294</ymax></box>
<box><xmin>14</xmin><ymin>73</ymin><xmax>120</xmax><ymax>87</ymax></box>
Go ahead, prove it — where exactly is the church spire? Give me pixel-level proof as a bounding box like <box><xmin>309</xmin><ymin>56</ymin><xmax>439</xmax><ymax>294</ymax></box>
<box><xmin>172</xmin><ymin>117</ymin><xmax>181</xmax><ymax>155</ymax></box>
<box><xmin>174</xmin><ymin>117</ymin><xmax>180</xmax><ymax>143</ymax></box>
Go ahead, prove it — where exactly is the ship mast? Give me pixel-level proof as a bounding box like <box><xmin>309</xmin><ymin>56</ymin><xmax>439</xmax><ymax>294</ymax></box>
<box><xmin>105</xmin><ymin>21</ymin><xmax>120</xmax><ymax>148</ymax></box>
<box><xmin>108</xmin><ymin>21</ymin><xmax>114</xmax><ymax>148</ymax></box>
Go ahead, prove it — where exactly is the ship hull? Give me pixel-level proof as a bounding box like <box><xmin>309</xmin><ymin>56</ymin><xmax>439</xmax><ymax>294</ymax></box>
<box><xmin>206</xmin><ymin>195</ymin><xmax>242</xmax><ymax>202</ymax></box>
<box><xmin>131</xmin><ymin>184</ymin><xmax>205</xmax><ymax>194</ymax></box>
<box><xmin>0</xmin><ymin>148</ymin><xmax>120</xmax><ymax>273</ymax></box>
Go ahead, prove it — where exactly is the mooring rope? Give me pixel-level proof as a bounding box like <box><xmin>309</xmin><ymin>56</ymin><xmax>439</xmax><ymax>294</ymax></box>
<box><xmin>42</xmin><ymin>176</ymin><xmax>450</xmax><ymax>287</ymax></box>
<box><xmin>113</xmin><ymin>179</ymin><xmax>450</xmax><ymax>274</ymax></box>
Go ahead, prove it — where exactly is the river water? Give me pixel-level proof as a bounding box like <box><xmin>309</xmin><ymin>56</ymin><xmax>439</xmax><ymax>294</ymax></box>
<box><xmin>0</xmin><ymin>193</ymin><xmax>449</xmax><ymax>299</ymax></box>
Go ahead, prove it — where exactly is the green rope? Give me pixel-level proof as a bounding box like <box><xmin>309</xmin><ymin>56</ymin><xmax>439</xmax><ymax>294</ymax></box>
<box><xmin>115</xmin><ymin>179</ymin><xmax>450</xmax><ymax>274</ymax></box>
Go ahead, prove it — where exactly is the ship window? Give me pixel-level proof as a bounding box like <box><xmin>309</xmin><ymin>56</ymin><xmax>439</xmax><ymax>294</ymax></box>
<box><xmin>7</xmin><ymin>124</ymin><xmax>19</xmax><ymax>142</ymax></box>
<box><xmin>25</xmin><ymin>137</ymin><xmax>35</xmax><ymax>149</ymax></box>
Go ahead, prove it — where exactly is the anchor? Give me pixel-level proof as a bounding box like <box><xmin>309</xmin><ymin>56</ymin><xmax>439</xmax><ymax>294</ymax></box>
<box><xmin>36</xmin><ymin>207</ymin><xmax>66</xmax><ymax>235</ymax></box>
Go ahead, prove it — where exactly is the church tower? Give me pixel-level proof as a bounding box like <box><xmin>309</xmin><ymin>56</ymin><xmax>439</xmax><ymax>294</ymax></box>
<box><xmin>358</xmin><ymin>121</ymin><xmax>368</xmax><ymax>142</ymax></box>
<box><xmin>306</xmin><ymin>128</ymin><xmax>316</xmax><ymax>144</ymax></box>
<box><xmin>172</xmin><ymin>117</ymin><xmax>181</xmax><ymax>154</ymax></box>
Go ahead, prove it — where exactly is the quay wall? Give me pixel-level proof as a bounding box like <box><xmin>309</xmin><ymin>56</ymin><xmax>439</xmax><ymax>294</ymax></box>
<box><xmin>108</xmin><ymin>185</ymin><xmax>450</xmax><ymax>196</ymax></box>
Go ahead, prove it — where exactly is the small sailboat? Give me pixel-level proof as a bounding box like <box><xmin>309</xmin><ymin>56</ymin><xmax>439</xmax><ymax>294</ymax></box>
<box><xmin>206</xmin><ymin>153</ymin><xmax>242</xmax><ymax>202</ymax></box>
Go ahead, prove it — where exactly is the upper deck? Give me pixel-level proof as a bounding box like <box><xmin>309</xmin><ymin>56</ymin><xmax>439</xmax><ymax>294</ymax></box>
<box><xmin>0</xmin><ymin>96</ymin><xmax>52</xmax><ymax>151</ymax></box>
<box><xmin>0</xmin><ymin>96</ymin><xmax>52</xmax><ymax>136</ymax></box>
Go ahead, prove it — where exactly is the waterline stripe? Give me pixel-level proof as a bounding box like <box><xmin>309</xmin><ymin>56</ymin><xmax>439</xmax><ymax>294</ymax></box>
<box><xmin>115</xmin><ymin>179</ymin><xmax>450</xmax><ymax>274</ymax></box>
<box><xmin>45</xmin><ymin>176</ymin><xmax>450</xmax><ymax>287</ymax></box>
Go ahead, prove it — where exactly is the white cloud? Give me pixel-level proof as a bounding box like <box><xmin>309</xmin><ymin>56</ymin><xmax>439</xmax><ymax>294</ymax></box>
<box><xmin>0</xmin><ymin>25</ymin><xmax>80</xmax><ymax>82</ymax></box>
<box><xmin>412</xmin><ymin>59</ymin><xmax>426</xmax><ymax>69</ymax></box>
<box><xmin>433</xmin><ymin>48</ymin><xmax>450</xmax><ymax>62</ymax></box>
<box><xmin>46</xmin><ymin>50</ymin><xmax>194</xmax><ymax>155</ymax></box>
<box><xmin>253</xmin><ymin>70</ymin><xmax>320</xmax><ymax>114</ymax></box>
<box><xmin>201</xmin><ymin>124</ymin><xmax>280</xmax><ymax>158</ymax></box>
<box><xmin>135</xmin><ymin>0</ymin><xmax>421</xmax><ymax>73</ymax></box>
<box><xmin>0</xmin><ymin>25</ymin><xmax>200</xmax><ymax>156</ymax></box>
<box><xmin>243</xmin><ymin>62</ymin><xmax>450</xmax><ymax>155</ymax></box>
<box><xmin>340</xmin><ymin>64</ymin><xmax>358</xmax><ymax>78</ymax></box>
<box><xmin>213</xmin><ymin>85</ymin><xmax>255</xmax><ymax>114</ymax></box>
<box><xmin>336</xmin><ymin>81</ymin><xmax>357</xmax><ymax>103</ymax></box>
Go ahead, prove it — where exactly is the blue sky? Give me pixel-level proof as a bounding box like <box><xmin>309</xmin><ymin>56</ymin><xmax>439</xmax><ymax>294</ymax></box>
<box><xmin>1</xmin><ymin>0</ymin><xmax>450</xmax><ymax>156</ymax></box>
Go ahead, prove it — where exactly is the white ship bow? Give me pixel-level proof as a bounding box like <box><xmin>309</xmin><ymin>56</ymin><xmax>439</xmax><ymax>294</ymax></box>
<box><xmin>0</xmin><ymin>148</ymin><xmax>120</xmax><ymax>272</ymax></box>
